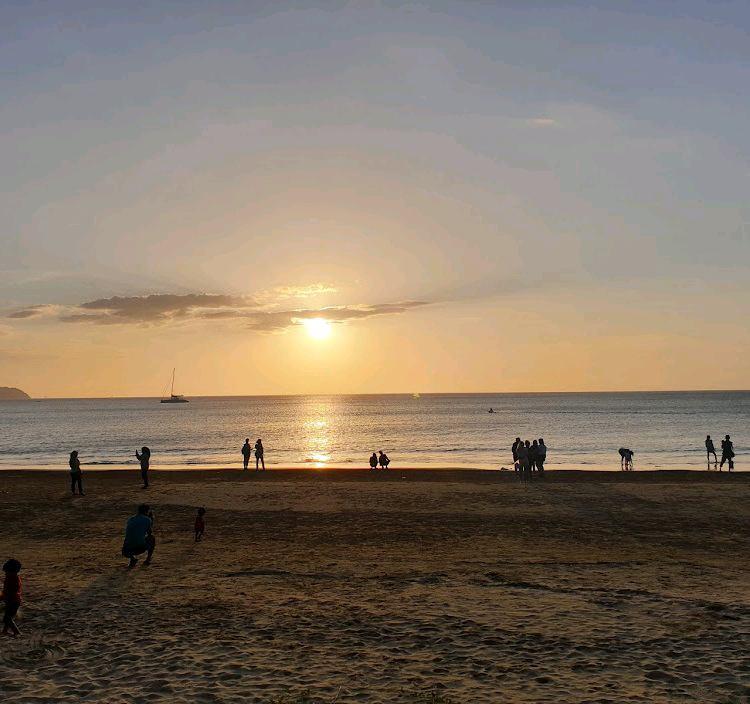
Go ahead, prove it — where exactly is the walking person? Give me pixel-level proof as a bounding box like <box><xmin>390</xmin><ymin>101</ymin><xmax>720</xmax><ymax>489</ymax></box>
<box><xmin>254</xmin><ymin>439</ymin><xmax>265</xmax><ymax>471</ymax></box>
<box><xmin>705</xmin><ymin>435</ymin><xmax>718</xmax><ymax>468</ymax></box>
<box><xmin>720</xmin><ymin>435</ymin><xmax>735</xmax><ymax>471</ymax></box>
<box><xmin>1</xmin><ymin>558</ymin><xmax>22</xmax><ymax>637</ymax></box>
<box><xmin>69</xmin><ymin>450</ymin><xmax>84</xmax><ymax>495</ymax></box>
<box><xmin>241</xmin><ymin>438</ymin><xmax>252</xmax><ymax>471</ymax></box>
<box><xmin>135</xmin><ymin>446</ymin><xmax>151</xmax><ymax>489</ymax></box>
<box><xmin>537</xmin><ymin>438</ymin><xmax>547</xmax><ymax>474</ymax></box>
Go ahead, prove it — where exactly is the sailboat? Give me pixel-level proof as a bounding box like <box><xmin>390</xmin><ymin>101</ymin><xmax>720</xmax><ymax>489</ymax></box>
<box><xmin>160</xmin><ymin>368</ymin><xmax>189</xmax><ymax>404</ymax></box>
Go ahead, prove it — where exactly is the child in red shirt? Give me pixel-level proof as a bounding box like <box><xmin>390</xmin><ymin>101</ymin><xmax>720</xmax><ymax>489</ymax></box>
<box><xmin>2</xmin><ymin>558</ymin><xmax>22</xmax><ymax>637</ymax></box>
<box><xmin>194</xmin><ymin>507</ymin><xmax>206</xmax><ymax>542</ymax></box>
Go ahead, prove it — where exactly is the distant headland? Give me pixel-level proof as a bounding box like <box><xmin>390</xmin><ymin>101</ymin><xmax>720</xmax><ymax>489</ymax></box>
<box><xmin>0</xmin><ymin>387</ymin><xmax>31</xmax><ymax>400</ymax></box>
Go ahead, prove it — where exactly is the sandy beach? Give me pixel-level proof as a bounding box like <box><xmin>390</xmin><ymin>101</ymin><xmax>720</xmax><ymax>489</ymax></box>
<box><xmin>1</xmin><ymin>468</ymin><xmax>749</xmax><ymax>703</ymax></box>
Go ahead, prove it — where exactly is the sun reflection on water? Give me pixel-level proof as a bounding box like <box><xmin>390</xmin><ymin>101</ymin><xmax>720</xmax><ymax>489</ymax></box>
<box><xmin>303</xmin><ymin>413</ymin><xmax>332</xmax><ymax>467</ymax></box>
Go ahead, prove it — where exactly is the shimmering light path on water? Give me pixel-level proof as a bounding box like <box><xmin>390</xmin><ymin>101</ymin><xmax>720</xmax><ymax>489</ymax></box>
<box><xmin>0</xmin><ymin>392</ymin><xmax>746</xmax><ymax>470</ymax></box>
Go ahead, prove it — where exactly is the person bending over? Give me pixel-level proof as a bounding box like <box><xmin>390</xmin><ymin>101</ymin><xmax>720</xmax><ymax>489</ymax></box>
<box><xmin>122</xmin><ymin>504</ymin><xmax>156</xmax><ymax>568</ymax></box>
<box><xmin>618</xmin><ymin>448</ymin><xmax>634</xmax><ymax>471</ymax></box>
<box><xmin>378</xmin><ymin>451</ymin><xmax>390</xmax><ymax>469</ymax></box>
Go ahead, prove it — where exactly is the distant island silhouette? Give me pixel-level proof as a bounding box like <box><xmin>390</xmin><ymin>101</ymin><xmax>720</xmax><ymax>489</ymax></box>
<box><xmin>0</xmin><ymin>387</ymin><xmax>30</xmax><ymax>400</ymax></box>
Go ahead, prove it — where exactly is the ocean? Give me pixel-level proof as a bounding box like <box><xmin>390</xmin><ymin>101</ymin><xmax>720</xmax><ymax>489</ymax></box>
<box><xmin>0</xmin><ymin>392</ymin><xmax>746</xmax><ymax>471</ymax></box>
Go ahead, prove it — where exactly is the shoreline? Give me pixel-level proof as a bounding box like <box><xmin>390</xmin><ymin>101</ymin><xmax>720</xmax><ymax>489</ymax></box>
<box><xmin>0</xmin><ymin>466</ymin><xmax>747</xmax><ymax>481</ymax></box>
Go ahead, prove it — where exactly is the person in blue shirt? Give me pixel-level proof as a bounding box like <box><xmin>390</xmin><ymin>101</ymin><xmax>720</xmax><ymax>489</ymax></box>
<box><xmin>122</xmin><ymin>504</ymin><xmax>155</xmax><ymax>568</ymax></box>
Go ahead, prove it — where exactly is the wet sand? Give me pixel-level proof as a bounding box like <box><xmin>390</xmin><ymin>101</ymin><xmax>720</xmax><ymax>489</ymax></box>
<box><xmin>1</xmin><ymin>469</ymin><xmax>749</xmax><ymax>703</ymax></box>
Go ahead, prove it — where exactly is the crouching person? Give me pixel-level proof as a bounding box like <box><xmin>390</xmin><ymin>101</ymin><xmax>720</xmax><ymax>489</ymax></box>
<box><xmin>122</xmin><ymin>504</ymin><xmax>156</xmax><ymax>569</ymax></box>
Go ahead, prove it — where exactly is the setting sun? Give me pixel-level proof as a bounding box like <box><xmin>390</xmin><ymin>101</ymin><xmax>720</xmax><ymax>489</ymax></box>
<box><xmin>303</xmin><ymin>318</ymin><xmax>332</xmax><ymax>340</ymax></box>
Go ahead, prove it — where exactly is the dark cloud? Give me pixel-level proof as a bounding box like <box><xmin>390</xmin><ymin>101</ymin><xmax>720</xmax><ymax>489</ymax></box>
<box><xmin>7</xmin><ymin>304</ymin><xmax>50</xmax><ymax>319</ymax></box>
<box><xmin>10</xmin><ymin>293</ymin><xmax>431</xmax><ymax>331</ymax></box>
<box><xmin>58</xmin><ymin>293</ymin><xmax>257</xmax><ymax>324</ymax></box>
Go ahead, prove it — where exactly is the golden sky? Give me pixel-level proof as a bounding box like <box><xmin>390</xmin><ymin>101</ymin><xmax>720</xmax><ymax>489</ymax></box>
<box><xmin>2</xmin><ymin>2</ymin><xmax>749</xmax><ymax>397</ymax></box>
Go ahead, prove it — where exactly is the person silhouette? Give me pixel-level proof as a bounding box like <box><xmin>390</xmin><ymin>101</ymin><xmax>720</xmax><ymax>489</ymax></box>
<box><xmin>537</xmin><ymin>438</ymin><xmax>547</xmax><ymax>474</ymax></box>
<box><xmin>69</xmin><ymin>450</ymin><xmax>84</xmax><ymax>496</ymax></box>
<box><xmin>135</xmin><ymin>446</ymin><xmax>151</xmax><ymax>488</ymax></box>
<box><xmin>512</xmin><ymin>437</ymin><xmax>521</xmax><ymax>471</ymax></box>
<box><xmin>254</xmin><ymin>439</ymin><xmax>265</xmax><ymax>471</ymax></box>
<box><xmin>618</xmin><ymin>448</ymin><xmax>634</xmax><ymax>471</ymax></box>
<box><xmin>530</xmin><ymin>439</ymin><xmax>540</xmax><ymax>472</ymax></box>
<box><xmin>1</xmin><ymin>558</ymin><xmax>22</xmax><ymax>637</ymax></box>
<box><xmin>378</xmin><ymin>451</ymin><xmax>390</xmax><ymax>469</ymax></box>
<box><xmin>122</xmin><ymin>504</ymin><xmax>155</xmax><ymax>568</ymax></box>
<box><xmin>516</xmin><ymin>440</ymin><xmax>530</xmax><ymax>480</ymax></box>
<box><xmin>720</xmin><ymin>435</ymin><xmax>734</xmax><ymax>471</ymax></box>
<box><xmin>194</xmin><ymin>507</ymin><xmax>206</xmax><ymax>542</ymax></box>
<box><xmin>705</xmin><ymin>435</ymin><xmax>717</xmax><ymax>467</ymax></box>
<box><xmin>369</xmin><ymin>453</ymin><xmax>378</xmax><ymax>470</ymax></box>
<box><xmin>241</xmin><ymin>438</ymin><xmax>252</xmax><ymax>470</ymax></box>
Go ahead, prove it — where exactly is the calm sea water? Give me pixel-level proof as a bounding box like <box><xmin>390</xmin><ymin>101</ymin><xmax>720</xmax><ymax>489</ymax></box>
<box><xmin>0</xmin><ymin>392</ymin><xmax>746</xmax><ymax>471</ymax></box>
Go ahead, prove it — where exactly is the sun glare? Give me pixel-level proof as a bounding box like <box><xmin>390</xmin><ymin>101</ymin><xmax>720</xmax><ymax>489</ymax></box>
<box><xmin>303</xmin><ymin>318</ymin><xmax>332</xmax><ymax>340</ymax></box>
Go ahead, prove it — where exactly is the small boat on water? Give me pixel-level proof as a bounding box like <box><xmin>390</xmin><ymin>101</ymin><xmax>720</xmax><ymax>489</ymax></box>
<box><xmin>160</xmin><ymin>368</ymin><xmax>189</xmax><ymax>404</ymax></box>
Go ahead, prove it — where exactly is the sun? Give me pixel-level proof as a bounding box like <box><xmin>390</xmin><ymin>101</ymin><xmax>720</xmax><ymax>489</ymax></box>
<box><xmin>303</xmin><ymin>318</ymin><xmax>332</xmax><ymax>340</ymax></box>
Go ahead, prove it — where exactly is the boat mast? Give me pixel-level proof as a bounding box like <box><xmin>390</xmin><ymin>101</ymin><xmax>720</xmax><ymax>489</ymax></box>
<box><xmin>171</xmin><ymin>368</ymin><xmax>176</xmax><ymax>397</ymax></box>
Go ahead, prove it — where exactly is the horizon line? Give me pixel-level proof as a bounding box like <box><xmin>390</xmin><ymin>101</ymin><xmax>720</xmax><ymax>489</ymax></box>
<box><xmin>10</xmin><ymin>388</ymin><xmax>750</xmax><ymax>401</ymax></box>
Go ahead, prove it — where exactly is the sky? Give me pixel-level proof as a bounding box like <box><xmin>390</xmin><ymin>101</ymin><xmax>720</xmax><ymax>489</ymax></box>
<box><xmin>1</xmin><ymin>0</ymin><xmax>749</xmax><ymax>397</ymax></box>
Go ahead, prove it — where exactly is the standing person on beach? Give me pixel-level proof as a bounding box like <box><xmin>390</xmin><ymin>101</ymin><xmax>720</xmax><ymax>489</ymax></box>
<box><xmin>705</xmin><ymin>435</ymin><xmax>718</xmax><ymax>467</ymax></box>
<box><xmin>516</xmin><ymin>441</ymin><xmax>530</xmax><ymax>480</ymax></box>
<box><xmin>537</xmin><ymin>439</ymin><xmax>547</xmax><ymax>474</ymax></box>
<box><xmin>254</xmin><ymin>439</ymin><xmax>265</xmax><ymax>471</ymax></box>
<box><xmin>135</xmin><ymin>446</ymin><xmax>151</xmax><ymax>488</ymax></box>
<box><xmin>530</xmin><ymin>440</ymin><xmax>540</xmax><ymax>472</ymax></box>
<box><xmin>512</xmin><ymin>438</ymin><xmax>521</xmax><ymax>465</ymax></box>
<box><xmin>720</xmin><ymin>435</ymin><xmax>735</xmax><ymax>471</ymax></box>
<box><xmin>241</xmin><ymin>439</ymin><xmax>252</xmax><ymax>471</ymax></box>
<box><xmin>1</xmin><ymin>559</ymin><xmax>22</xmax><ymax>637</ymax></box>
<box><xmin>69</xmin><ymin>450</ymin><xmax>84</xmax><ymax>495</ymax></box>
<box><xmin>122</xmin><ymin>504</ymin><xmax>155</xmax><ymax>568</ymax></box>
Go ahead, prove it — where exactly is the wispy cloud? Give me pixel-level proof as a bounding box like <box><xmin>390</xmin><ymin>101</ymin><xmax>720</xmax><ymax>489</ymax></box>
<box><xmin>7</xmin><ymin>304</ymin><xmax>52</xmax><ymax>319</ymax></box>
<box><xmin>258</xmin><ymin>283</ymin><xmax>338</xmax><ymax>302</ymax></box>
<box><xmin>57</xmin><ymin>293</ymin><xmax>257</xmax><ymax>324</ymax></box>
<box><xmin>242</xmin><ymin>302</ymin><xmax>429</xmax><ymax>333</ymax></box>
<box><xmin>526</xmin><ymin>117</ymin><xmax>559</xmax><ymax>127</ymax></box>
<box><xmin>8</xmin><ymin>292</ymin><xmax>430</xmax><ymax>332</ymax></box>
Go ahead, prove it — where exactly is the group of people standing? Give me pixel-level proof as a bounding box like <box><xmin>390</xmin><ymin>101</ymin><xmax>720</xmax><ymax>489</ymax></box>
<box><xmin>241</xmin><ymin>438</ymin><xmax>265</xmax><ymax>471</ymax></box>
<box><xmin>705</xmin><ymin>434</ymin><xmax>735</xmax><ymax>470</ymax></box>
<box><xmin>512</xmin><ymin>437</ymin><xmax>547</xmax><ymax>478</ymax></box>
